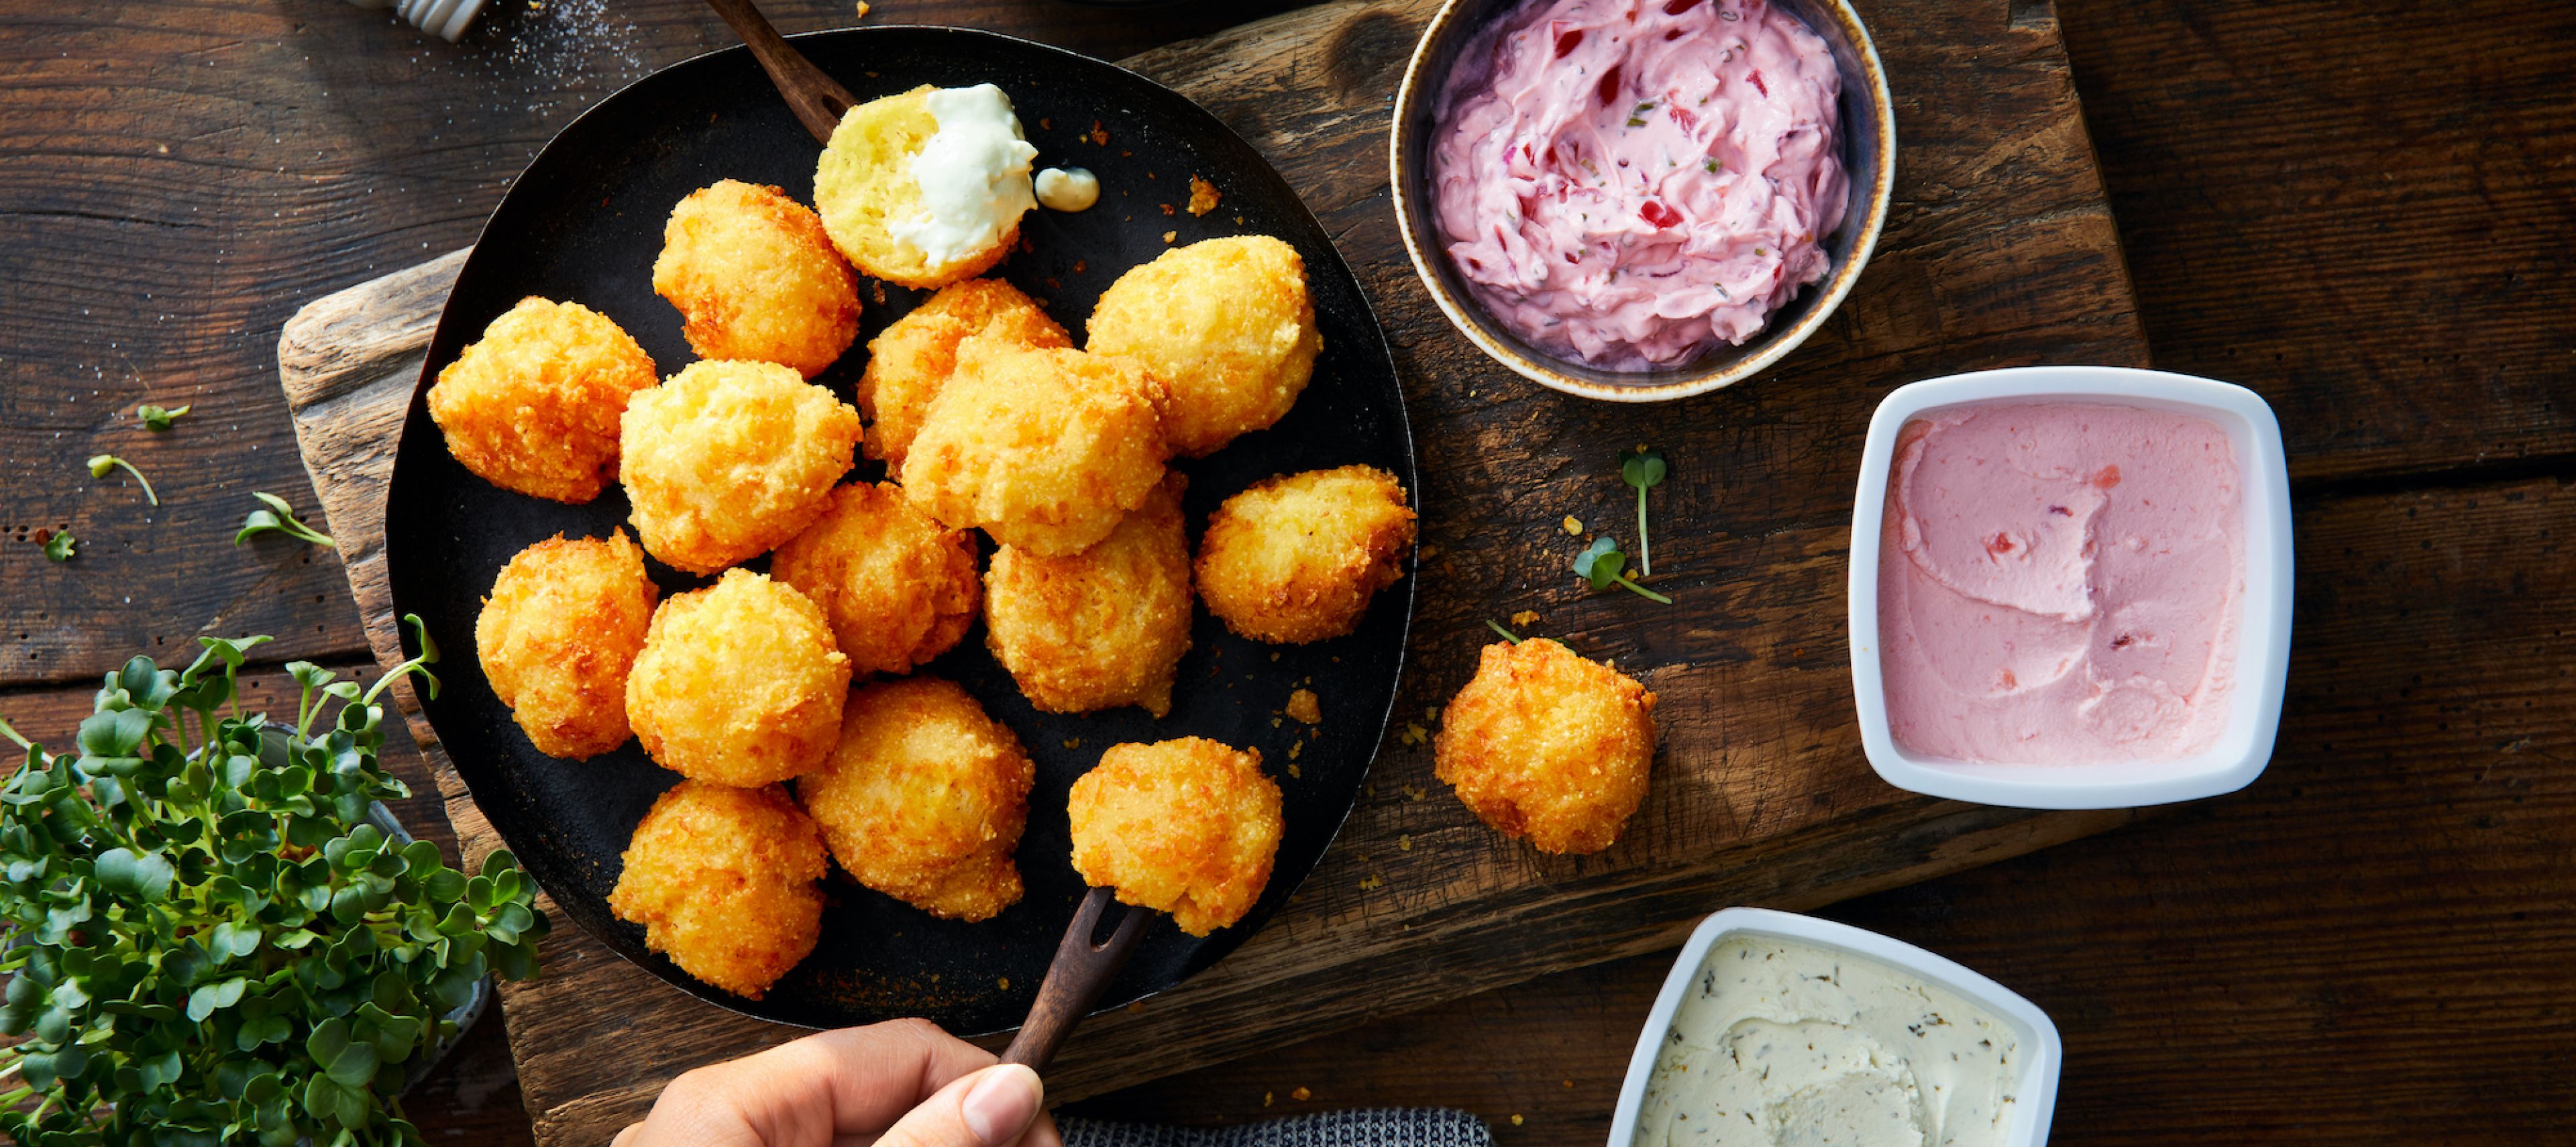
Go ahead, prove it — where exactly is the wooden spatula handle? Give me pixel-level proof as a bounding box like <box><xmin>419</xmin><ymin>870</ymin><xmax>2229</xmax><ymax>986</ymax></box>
<box><xmin>1002</xmin><ymin>886</ymin><xmax>1153</xmax><ymax>1072</ymax></box>
<box><xmin>702</xmin><ymin>0</ymin><xmax>858</xmax><ymax>145</ymax></box>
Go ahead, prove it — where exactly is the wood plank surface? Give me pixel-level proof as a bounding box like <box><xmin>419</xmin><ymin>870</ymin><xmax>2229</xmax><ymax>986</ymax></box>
<box><xmin>266</xmin><ymin>0</ymin><xmax>2150</xmax><ymax>1140</ymax></box>
<box><xmin>5</xmin><ymin>0</ymin><xmax>2569</xmax><ymax>1142</ymax></box>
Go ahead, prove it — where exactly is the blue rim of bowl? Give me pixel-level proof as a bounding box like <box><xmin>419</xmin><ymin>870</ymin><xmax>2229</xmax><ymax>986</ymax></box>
<box><xmin>1388</xmin><ymin>0</ymin><xmax>1897</xmax><ymax>402</ymax></box>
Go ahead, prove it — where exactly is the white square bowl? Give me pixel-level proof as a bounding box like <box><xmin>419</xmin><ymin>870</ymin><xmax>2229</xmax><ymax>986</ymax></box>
<box><xmin>1846</xmin><ymin>366</ymin><xmax>2294</xmax><ymax>809</ymax></box>
<box><xmin>1609</xmin><ymin>907</ymin><xmax>2063</xmax><ymax>1147</ymax></box>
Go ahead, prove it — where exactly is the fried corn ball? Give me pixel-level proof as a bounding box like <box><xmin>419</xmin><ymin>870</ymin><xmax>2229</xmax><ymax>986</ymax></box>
<box><xmin>608</xmin><ymin>780</ymin><xmax>826</xmax><ymax>999</ymax></box>
<box><xmin>900</xmin><ymin>340</ymin><xmax>1168</xmax><ymax>556</ymax></box>
<box><xmin>619</xmin><ymin>360</ymin><xmax>862</xmax><ymax>574</ymax></box>
<box><xmin>1434</xmin><ymin>639</ymin><xmax>1658</xmax><ymax>856</ymax></box>
<box><xmin>1086</xmin><ymin>235</ymin><xmax>1321</xmax><ymax>457</ymax></box>
<box><xmin>813</xmin><ymin>84</ymin><xmax>1036</xmax><ymax>289</ymax></box>
<box><xmin>1196</xmin><ymin>465</ymin><xmax>1415</xmax><ymax>645</ymax></box>
<box><xmin>1067</xmin><ymin>737</ymin><xmax>1282</xmax><ymax>936</ymax></box>
<box><xmin>984</xmin><ymin>472</ymin><xmax>1191</xmax><ymax>716</ymax></box>
<box><xmin>625</xmin><ymin>569</ymin><xmax>852</xmax><ymax>785</ymax></box>
<box><xmin>475</xmin><ymin>531</ymin><xmax>657</xmax><ymax>759</ymax></box>
<box><xmin>770</xmin><ymin>482</ymin><xmax>979</xmax><ymax>677</ymax></box>
<box><xmin>798</xmin><ymin>676</ymin><xmax>1033</xmax><ymax>922</ymax></box>
<box><xmin>428</xmin><ymin>296</ymin><xmax>657</xmax><ymax>503</ymax></box>
<box><xmin>651</xmin><ymin>179</ymin><xmax>861</xmax><ymax>378</ymax></box>
<box><xmin>858</xmin><ymin>278</ymin><xmax>1069</xmax><ymax>467</ymax></box>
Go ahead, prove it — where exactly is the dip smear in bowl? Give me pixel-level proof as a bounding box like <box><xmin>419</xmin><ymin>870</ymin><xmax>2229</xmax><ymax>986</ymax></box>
<box><xmin>1431</xmin><ymin>0</ymin><xmax>1848</xmax><ymax>371</ymax></box>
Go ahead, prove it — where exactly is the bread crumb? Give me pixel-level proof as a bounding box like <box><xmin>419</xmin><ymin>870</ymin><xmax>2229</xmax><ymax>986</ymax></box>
<box><xmin>1187</xmin><ymin>176</ymin><xmax>1221</xmax><ymax>216</ymax></box>
<box><xmin>1126</xmin><ymin>1000</ymin><xmax>1145</xmax><ymax>1013</ymax></box>
<box><xmin>1398</xmin><ymin>722</ymin><xmax>1428</xmax><ymax>746</ymax></box>
<box><xmin>1291</xmin><ymin>1087</ymin><xmax>1313</xmax><ymax>1101</ymax></box>
<box><xmin>1358</xmin><ymin>875</ymin><xmax>1381</xmax><ymax>890</ymax></box>
<box><xmin>1561</xmin><ymin>515</ymin><xmax>1583</xmax><ymax>535</ymax></box>
<box><xmin>1286</xmin><ymin>688</ymin><xmax>1322</xmax><ymax>724</ymax></box>
<box><xmin>1287</xmin><ymin>763</ymin><xmax>1301</xmax><ymax>779</ymax></box>
<box><xmin>1287</xmin><ymin>741</ymin><xmax>1302</xmax><ymax>761</ymax></box>
<box><xmin>1264</xmin><ymin>1092</ymin><xmax>1275</xmax><ymax>1107</ymax></box>
<box><xmin>1397</xmin><ymin>834</ymin><xmax>1411</xmax><ymax>851</ymax></box>
<box><xmin>1162</xmin><ymin>230</ymin><xmax>1177</xmax><ymax>243</ymax></box>
<box><xmin>1090</xmin><ymin>120</ymin><xmax>1110</xmax><ymax>146</ymax></box>
<box><xmin>998</xmin><ymin>977</ymin><xmax>1010</xmax><ymax>989</ymax></box>
<box><xmin>1160</xmin><ymin>203</ymin><xmax>1177</xmax><ymax>216</ymax></box>
<box><xmin>1511</xmin><ymin>610</ymin><xmax>1540</xmax><ymax>628</ymax></box>
<box><xmin>1510</xmin><ymin>1115</ymin><xmax>1525</xmax><ymax>1127</ymax></box>
<box><xmin>852</xmin><ymin>0</ymin><xmax>868</xmax><ymax>15</ymax></box>
<box><xmin>1562</xmin><ymin>1079</ymin><xmax>1574</xmax><ymax>1089</ymax></box>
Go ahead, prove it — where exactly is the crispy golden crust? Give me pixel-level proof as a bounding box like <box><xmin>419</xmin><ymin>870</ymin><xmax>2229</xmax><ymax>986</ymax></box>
<box><xmin>1195</xmin><ymin>464</ymin><xmax>1415</xmax><ymax>645</ymax></box>
<box><xmin>1067</xmin><ymin>737</ymin><xmax>1282</xmax><ymax>936</ymax></box>
<box><xmin>1433</xmin><ymin>639</ymin><xmax>1658</xmax><ymax>856</ymax></box>
<box><xmin>428</xmin><ymin>296</ymin><xmax>657</xmax><ymax>503</ymax></box>
<box><xmin>625</xmin><ymin>569</ymin><xmax>852</xmax><ymax>785</ymax></box>
<box><xmin>858</xmin><ymin>279</ymin><xmax>1069</xmax><ymax>467</ymax></box>
<box><xmin>769</xmin><ymin>482</ymin><xmax>980</xmax><ymax>677</ymax></box>
<box><xmin>619</xmin><ymin>360</ymin><xmax>862</xmax><ymax>574</ymax></box>
<box><xmin>651</xmin><ymin>180</ymin><xmax>861</xmax><ymax>378</ymax></box>
<box><xmin>608</xmin><ymin>781</ymin><xmax>826</xmax><ymax>999</ymax></box>
<box><xmin>1086</xmin><ymin>235</ymin><xmax>1320</xmax><ymax>457</ymax></box>
<box><xmin>813</xmin><ymin>87</ymin><xmax>1024</xmax><ymax>290</ymax></box>
<box><xmin>984</xmin><ymin>472</ymin><xmax>1191</xmax><ymax>716</ymax></box>
<box><xmin>796</xmin><ymin>676</ymin><xmax>1033</xmax><ymax>921</ymax></box>
<box><xmin>474</xmin><ymin>531</ymin><xmax>657</xmax><ymax>759</ymax></box>
<box><xmin>899</xmin><ymin>341</ymin><xmax>1169</xmax><ymax>556</ymax></box>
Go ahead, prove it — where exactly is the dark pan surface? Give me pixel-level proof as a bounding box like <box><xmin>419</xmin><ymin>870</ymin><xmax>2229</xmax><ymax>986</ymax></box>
<box><xmin>384</xmin><ymin>27</ymin><xmax>1414</xmax><ymax>1032</ymax></box>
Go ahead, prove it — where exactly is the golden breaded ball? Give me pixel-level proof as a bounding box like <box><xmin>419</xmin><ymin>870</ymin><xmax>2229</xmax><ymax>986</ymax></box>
<box><xmin>651</xmin><ymin>180</ymin><xmax>861</xmax><ymax>378</ymax></box>
<box><xmin>1434</xmin><ymin>639</ymin><xmax>1658</xmax><ymax>856</ymax></box>
<box><xmin>770</xmin><ymin>482</ymin><xmax>979</xmax><ymax>677</ymax></box>
<box><xmin>428</xmin><ymin>297</ymin><xmax>657</xmax><ymax>503</ymax></box>
<box><xmin>619</xmin><ymin>360</ymin><xmax>862</xmax><ymax>574</ymax></box>
<box><xmin>798</xmin><ymin>676</ymin><xmax>1033</xmax><ymax>922</ymax></box>
<box><xmin>625</xmin><ymin>569</ymin><xmax>852</xmax><ymax>785</ymax></box>
<box><xmin>984</xmin><ymin>472</ymin><xmax>1192</xmax><ymax>716</ymax></box>
<box><xmin>813</xmin><ymin>85</ymin><xmax>1034</xmax><ymax>290</ymax></box>
<box><xmin>900</xmin><ymin>340</ymin><xmax>1168</xmax><ymax>556</ymax></box>
<box><xmin>1067</xmin><ymin>737</ymin><xmax>1282</xmax><ymax>936</ymax></box>
<box><xmin>859</xmin><ymin>278</ymin><xmax>1069</xmax><ymax>467</ymax></box>
<box><xmin>1087</xmin><ymin>235</ymin><xmax>1321</xmax><ymax>457</ymax></box>
<box><xmin>1196</xmin><ymin>465</ymin><xmax>1415</xmax><ymax>644</ymax></box>
<box><xmin>474</xmin><ymin>531</ymin><xmax>658</xmax><ymax>759</ymax></box>
<box><xmin>608</xmin><ymin>780</ymin><xmax>825</xmax><ymax>999</ymax></box>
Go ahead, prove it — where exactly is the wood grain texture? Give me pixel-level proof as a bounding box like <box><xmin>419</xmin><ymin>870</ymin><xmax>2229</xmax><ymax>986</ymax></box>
<box><xmin>264</xmin><ymin>0</ymin><xmax>2148</xmax><ymax>1140</ymax></box>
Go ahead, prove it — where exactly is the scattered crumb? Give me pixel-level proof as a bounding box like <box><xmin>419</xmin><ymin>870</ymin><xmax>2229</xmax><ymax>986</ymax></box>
<box><xmin>1269</xmin><ymin>651</ymin><xmax>1281</xmax><ymax>661</ymax></box>
<box><xmin>1039</xmin><ymin>117</ymin><xmax>1051</xmax><ymax>130</ymax></box>
<box><xmin>1271</xmin><ymin>716</ymin><xmax>1283</xmax><ymax>728</ymax></box>
<box><xmin>1090</xmin><ymin>120</ymin><xmax>1110</xmax><ymax>146</ymax></box>
<box><xmin>871</xmin><ymin>282</ymin><xmax>887</xmax><ymax>307</ymax></box>
<box><xmin>1561</xmin><ymin>516</ymin><xmax>1583</xmax><ymax>535</ymax></box>
<box><xmin>1425</xmin><ymin>707</ymin><xmax>1440</xmax><ymax>722</ymax></box>
<box><xmin>1162</xmin><ymin>231</ymin><xmax>1177</xmax><ymax>243</ymax></box>
<box><xmin>1287</xmin><ymin>741</ymin><xmax>1302</xmax><ymax>761</ymax></box>
<box><xmin>1510</xmin><ymin>610</ymin><xmax>1540</xmax><ymax>628</ymax></box>
<box><xmin>1562</xmin><ymin>1079</ymin><xmax>1574</xmax><ymax>1089</ymax></box>
<box><xmin>1397</xmin><ymin>834</ymin><xmax>1411</xmax><ymax>851</ymax></box>
<box><xmin>1286</xmin><ymin>688</ymin><xmax>1322</xmax><ymax>724</ymax></box>
<box><xmin>1291</xmin><ymin>1087</ymin><xmax>1313</xmax><ymax>1101</ymax></box>
<box><xmin>1187</xmin><ymin>176</ymin><xmax>1221</xmax><ymax>216</ymax></box>
<box><xmin>1511</xmin><ymin>1115</ymin><xmax>1525</xmax><ymax>1127</ymax></box>
<box><xmin>852</xmin><ymin>0</ymin><xmax>867</xmax><ymax>15</ymax></box>
<box><xmin>1073</xmin><ymin>260</ymin><xmax>1086</xmax><ymax>274</ymax></box>
<box><xmin>1402</xmin><ymin>785</ymin><xmax>1428</xmax><ymax>802</ymax></box>
<box><xmin>998</xmin><ymin>977</ymin><xmax>1010</xmax><ymax>989</ymax></box>
<box><xmin>1287</xmin><ymin>763</ymin><xmax>1301</xmax><ymax>779</ymax></box>
<box><xmin>1234</xmin><ymin>215</ymin><xmax>1246</xmax><ymax>225</ymax></box>
<box><xmin>1062</xmin><ymin>738</ymin><xmax>1082</xmax><ymax>749</ymax></box>
<box><xmin>527</xmin><ymin>0</ymin><xmax>543</xmax><ymax>9</ymax></box>
<box><xmin>1126</xmin><ymin>1001</ymin><xmax>1145</xmax><ymax>1013</ymax></box>
<box><xmin>1264</xmin><ymin>1092</ymin><xmax>1275</xmax><ymax>1107</ymax></box>
<box><xmin>1397</xmin><ymin>722</ymin><xmax>1429</xmax><ymax>746</ymax></box>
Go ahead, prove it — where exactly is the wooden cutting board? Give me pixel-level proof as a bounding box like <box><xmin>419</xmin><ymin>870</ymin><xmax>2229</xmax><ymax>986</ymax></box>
<box><xmin>276</xmin><ymin>0</ymin><xmax>2146</xmax><ymax>1140</ymax></box>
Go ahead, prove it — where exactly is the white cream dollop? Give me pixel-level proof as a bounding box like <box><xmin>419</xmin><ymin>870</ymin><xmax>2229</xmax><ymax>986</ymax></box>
<box><xmin>1034</xmin><ymin>166</ymin><xmax>1100</xmax><ymax>213</ymax></box>
<box><xmin>889</xmin><ymin>84</ymin><xmax>1039</xmax><ymax>270</ymax></box>
<box><xmin>1632</xmin><ymin>936</ymin><xmax>2023</xmax><ymax>1147</ymax></box>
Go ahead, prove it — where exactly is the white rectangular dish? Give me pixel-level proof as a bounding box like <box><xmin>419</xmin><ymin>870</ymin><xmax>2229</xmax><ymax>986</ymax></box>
<box><xmin>1609</xmin><ymin>907</ymin><xmax>2063</xmax><ymax>1147</ymax></box>
<box><xmin>1846</xmin><ymin>366</ymin><xmax>2294</xmax><ymax>809</ymax></box>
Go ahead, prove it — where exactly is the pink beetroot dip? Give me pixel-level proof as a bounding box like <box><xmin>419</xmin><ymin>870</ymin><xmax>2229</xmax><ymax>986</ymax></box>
<box><xmin>1430</xmin><ymin>0</ymin><xmax>1847</xmax><ymax>372</ymax></box>
<box><xmin>1878</xmin><ymin>402</ymin><xmax>2245</xmax><ymax>765</ymax></box>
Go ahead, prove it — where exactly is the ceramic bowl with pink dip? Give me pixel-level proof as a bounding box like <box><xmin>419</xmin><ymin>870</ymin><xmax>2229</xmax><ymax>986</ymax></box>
<box><xmin>1847</xmin><ymin>366</ymin><xmax>2294</xmax><ymax>810</ymax></box>
<box><xmin>1390</xmin><ymin>0</ymin><xmax>1894</xmax><ymax>402</ymax></box>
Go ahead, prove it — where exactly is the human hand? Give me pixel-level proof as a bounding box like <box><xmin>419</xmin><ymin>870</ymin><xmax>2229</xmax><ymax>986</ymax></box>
<box><xmin>612</xmin><ymin>1018</ymin><xmax>1062</xmax><ymax>1147</ymax></box>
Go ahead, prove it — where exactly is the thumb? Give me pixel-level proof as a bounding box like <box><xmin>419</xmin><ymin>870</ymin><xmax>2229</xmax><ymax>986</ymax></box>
<box><xmin>876</xmin><ymin>1063</ymin><xmax>1046</xmax><ymax>1147</ymax></box>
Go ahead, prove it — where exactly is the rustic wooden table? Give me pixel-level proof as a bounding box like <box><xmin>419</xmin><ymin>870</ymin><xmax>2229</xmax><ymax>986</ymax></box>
<box><xmin>3</xmin><ymin>0</ymin><xmax>2571</xmax><ymax>1142</ymax></box>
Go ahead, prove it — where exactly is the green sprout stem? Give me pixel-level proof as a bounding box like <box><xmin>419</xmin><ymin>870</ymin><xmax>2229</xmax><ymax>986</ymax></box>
<box><xmin>1636</xmin><ymin>484</ymin><xmax>1651</xmax><ymax>576</ymax></box>
<box><xmin>87</xmin><ymin>453</ymin><xmax>158</xmax><ymax>506</ymax></box>
<box><xmin>1613</xmin><ymin>574</ymin><xmax>1672</xmax><ymax>605</ymax></box>
<box><xmin>1485</xmin><ymin>620</ymin><xmax>1524</xmax><ymax>644</ymax></box>
<box><xmin>0</xmin><ymin>714</ymin><xmax>32</xmax><ymax>753</ymax></box>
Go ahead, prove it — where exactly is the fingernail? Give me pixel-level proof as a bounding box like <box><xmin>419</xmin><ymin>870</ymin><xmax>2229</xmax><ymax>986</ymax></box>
<box><xmin>962</xmin><ymin>1064</ymin><xmax>1044</xmax><ymax>1147</ymax></box>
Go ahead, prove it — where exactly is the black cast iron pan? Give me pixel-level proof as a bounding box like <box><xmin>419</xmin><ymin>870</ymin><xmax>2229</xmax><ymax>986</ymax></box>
<box><xmin>382</xmin><ymin>25</ymin><xmax>1415</xmax><ymax>1033</ymax></box>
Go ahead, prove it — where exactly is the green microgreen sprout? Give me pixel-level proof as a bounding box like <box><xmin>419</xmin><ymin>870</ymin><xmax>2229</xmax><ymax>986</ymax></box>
<box><xmin>1619</xmin><ymin>445</ymin><xmax>1668</xmax><ymax>576</ymax></box>
<box><xmin>0</xmin><ymin>629</ymin><xmax>542</xmax><ymax>1146</ymax></box>
<box><xmin>235</xmin><ymin>492</ymin><xmax>336</xmax><ymax>549</ymax></box>
<box><xmin>85</xmin><ymin>453</ymin><xmax>158</xmax><ymax>506</ymax></box>
<box><xmin>1574</xmin><ymin>535</ymin><xmax>1672</xmax><ymax>604</ymax></box>
<box><xmin>40</xmin><ymin>531</ymin><xmax>75</xmax><ymax>562</ymax></box>
<box><xmin>1485</xmin><ymin>619</ymin><xmax>1524</xmax><ymax>644</ymax></box>
<box><xmin>137</xmin><ymin>402</ymin><xmax>193</xmax><ymax>432</ymax></box>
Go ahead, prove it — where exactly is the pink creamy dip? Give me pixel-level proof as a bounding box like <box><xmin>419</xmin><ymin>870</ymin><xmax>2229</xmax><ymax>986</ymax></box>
<box><xmin>1430</xmin><ymin>0</ymin><xmax>1847</xmax><ymax>371</ymax></box>
<box><xmin>1877</xmin><ymin>402</ymin><xmax>2245</xmax><ymax>765</ymax></box>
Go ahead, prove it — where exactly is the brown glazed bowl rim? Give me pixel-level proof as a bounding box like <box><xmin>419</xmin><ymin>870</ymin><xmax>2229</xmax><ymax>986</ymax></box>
<box><xmin>1389</xmin><ymin>0</ymin><xmax>1897</xmax><ymax>402</ymax></box>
